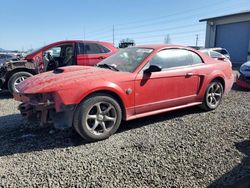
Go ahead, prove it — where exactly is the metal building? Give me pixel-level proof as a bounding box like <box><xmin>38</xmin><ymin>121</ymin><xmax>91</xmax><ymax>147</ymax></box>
<box><xmin>200</xmin><ymin>11</ymin><xmax>250</xmax><ymax>64</ymax></box>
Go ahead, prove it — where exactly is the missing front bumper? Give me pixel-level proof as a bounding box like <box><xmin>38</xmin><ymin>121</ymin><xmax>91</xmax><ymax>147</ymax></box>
<box><xmin>18</xmin><ymin>101</ymin><xmax>76</xmax><ymax>129</ymax></box>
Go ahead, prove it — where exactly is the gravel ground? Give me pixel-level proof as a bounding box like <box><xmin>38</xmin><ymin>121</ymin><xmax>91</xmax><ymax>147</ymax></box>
<box><xmin>0</xmin><ymin>85</ymin><xmax>249</xmax><ymax>188</ymax></box>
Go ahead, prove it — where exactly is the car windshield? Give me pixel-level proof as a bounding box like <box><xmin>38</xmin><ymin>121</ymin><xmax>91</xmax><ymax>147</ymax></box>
<box><xmin>97</xmin><ymin>47</ymin><xmax>153</xmax><ymax>72</ymax></box>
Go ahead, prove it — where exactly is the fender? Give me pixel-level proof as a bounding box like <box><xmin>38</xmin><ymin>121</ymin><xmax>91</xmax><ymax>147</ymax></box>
<box><xmin>58</xmin><ymin>81</ymin><xmax>132</xmax><ymax>106</ymax></box>
<box><xmin>54</xmin><ymin>80</ymin><xmax>134</xmax><ymax>116</ymax></box>
<box><xmin>198</xmin><ymin>69</ymin><xmax>226</xmax><ymax>99</ymax></box>
<box><xmin>207</xmin><ymin>69</ymin><xmax>225</xmax><ymax>84</ymax></box>
<box><xmin>80</xmin><ymin>82</ymin><xmax>131</xmax><ymax>105</ymax></box>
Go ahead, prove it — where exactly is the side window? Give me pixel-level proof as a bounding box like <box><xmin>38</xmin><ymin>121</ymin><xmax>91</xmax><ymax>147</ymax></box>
<box><xmin>51</xmin><ymin>47</ymin><xmax>61</xmax><ymax>57</ymax></box>
<box><xmin>44</xmin><ymin>46</ymin><xmax>62</xmax><ymax>57</ymax></box>
<box><xmin>85</xmin><ymin>43</ymin><xmax>102</xmax><ymax>54</ymax></box>
<box><xmin>189</xmin><ymin>51</ymin><xmax>203</xmax><ymax>64</ymax></box>
<box><xmin>78</xmin><ymin>43</ymin><xmax>110</xmax><ymax>54</ymax></box>
<box><xmin>78</xmin><ymin>43</ymin><xmax>84</xmax><ymax>54</ymax></box>
<box><xmin>97</xmin><ymin>44</ymin><xmax>110</xmax><ymax>53</ymax></box>
<box><xmin>149</xmin><ymin>49</ymin><xmax>191</xmax><ymax>69</ymax></box>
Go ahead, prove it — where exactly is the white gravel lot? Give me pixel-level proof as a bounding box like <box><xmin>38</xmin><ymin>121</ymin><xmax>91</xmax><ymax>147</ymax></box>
<box><xmin>0</xmin><ymin>85</ymin><xmax>249</xmax><ymax>188</ymax></box>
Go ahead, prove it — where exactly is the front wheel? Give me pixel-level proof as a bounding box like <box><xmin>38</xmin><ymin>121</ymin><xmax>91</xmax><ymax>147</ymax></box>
<box><xmin>200</xmin><ymin>80</ymin><xmax>224</xmax><ymax>111</ymax></box>
<box><xmin>8</xmin><ymin>72</ymin><xmax>33</xmax><ymax>93</ymax></box>
<box><xmin>73</xmin><ymin>93</ymin><xmax>122</xmax><ymax>142</ymax></box>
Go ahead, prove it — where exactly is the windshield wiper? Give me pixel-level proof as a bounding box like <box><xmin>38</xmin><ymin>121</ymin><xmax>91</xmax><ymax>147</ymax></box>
<box><xmin>97</xmin><ymin>63</ymin><xmax>119</xmax><ymax>71</ymax></box>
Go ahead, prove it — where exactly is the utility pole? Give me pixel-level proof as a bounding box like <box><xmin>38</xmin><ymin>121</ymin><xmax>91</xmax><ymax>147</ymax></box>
<box><xmin>112</xmin><ymin>24</ymin><xmax>115</xmax><ymax>46</ymax></box>
<box><xmin>195</xmin><ymin>34</ymin><xmax>199</xmax><ymax>46</ymax></box>
<box><xmin>83</xmin><ymin>27</ymin><xmax>85</xmax><ymax>40</ymax></box>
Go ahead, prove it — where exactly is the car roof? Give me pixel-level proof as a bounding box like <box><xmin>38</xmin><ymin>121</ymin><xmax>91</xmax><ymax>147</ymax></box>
<box><xmin>204</xmin><ymin>47</ymin><xmax>227</xmax><ymax>51</ymax></box>
<box><xmin>48</xmin><ymin>40</ymin><xmax>113</xmax><ymax>46</ymax></box>
<box><xmin>133</xmin><ymin>44</ymin><xmax>194</xmax><ymax>51</ymax></box>
<box><xmin>199</xmin><ymin>49</ymin><xmax>209</xmax><ymax>52</ymax></box>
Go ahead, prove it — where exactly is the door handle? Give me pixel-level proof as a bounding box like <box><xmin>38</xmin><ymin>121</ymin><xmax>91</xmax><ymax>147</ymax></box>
<box><xmin>186</xmin><ymin>72</ymin><xmax>193</xmax><ymax>76</ymax></box>
<box><xmin>98</xmin><ymin>56</ymin><xmax>105</xmax><ymax>59</ymax></box>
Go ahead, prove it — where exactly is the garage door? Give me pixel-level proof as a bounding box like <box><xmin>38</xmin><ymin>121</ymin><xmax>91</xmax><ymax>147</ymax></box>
<box><xmin>215</xmin><ymin>21</ymin><xmax>250</xmax><ymax>63</ymax></box>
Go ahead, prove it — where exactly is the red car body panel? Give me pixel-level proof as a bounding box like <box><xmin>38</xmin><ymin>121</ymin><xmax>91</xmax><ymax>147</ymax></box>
<box><xmin>76</xmin><ymin>41</ymin><xmax>116</xmax><ymax>66</ymax></box>
<box><xmin>25</xmin><ymin>40</ymin><xmax>117</xmax><ymax>72</ymax></box>
<box><xmin>236</xmin><ymin>78</ymin><xmax>250</xmax><ymax>89</ymax></box>
<box><xmin>15</xmin><ymin>44</ymin><xmax>234</xmax><ymax>122</ymax></box>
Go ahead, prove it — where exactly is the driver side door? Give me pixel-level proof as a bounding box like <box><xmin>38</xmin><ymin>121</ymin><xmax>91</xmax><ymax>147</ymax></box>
<box><xmin>134</xmin><ymin>49</ymin><xmax>199</xmax><ymax>114</ymax></box>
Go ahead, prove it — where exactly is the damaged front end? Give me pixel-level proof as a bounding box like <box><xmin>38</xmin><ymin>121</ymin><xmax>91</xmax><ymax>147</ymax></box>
<box><xmin>0</xmin><ymin>65</ymin><xmax>7</xmax><ymax>88</ymax></box>
<box><xmin>14</xmin><ymin>93</ymin><xmax>76</xmax><ymax>129</ymax></box>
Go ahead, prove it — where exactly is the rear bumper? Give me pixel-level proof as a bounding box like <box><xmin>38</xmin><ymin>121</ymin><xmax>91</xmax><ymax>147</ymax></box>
<box><xmin>236</xmin><ymin>75</ymin><xmax>250</xmax><ymax>90</ymax></box>
<box><xmin>224</xmin><ymin>72</ymin><xmax>234</xmax><ymax>94</ymax></box>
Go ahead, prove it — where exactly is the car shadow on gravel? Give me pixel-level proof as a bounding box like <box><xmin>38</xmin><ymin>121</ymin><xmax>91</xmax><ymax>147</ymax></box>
<box><xmin>0</xmin><ymin>90</ymin><xmax>12</xmax><ymax>99</ymax></box>
<box><xmin>0</xmin><ymin>106</ymin><xmax>205</xmax><ymax>157</ymax></box>
<box><xmin>118</xmin><ymin>106</ymin><xmax>205</xmax><ymax>133</ymax></box>
<box><xmin>231</xmin><ymin>83</ymin><xmax>249</xmax><ymax>92</ymax></box>
<box><xmin>0</xmin><ymin>113</ymin><xmax>87</xmax><ymax>157</ymax></box>
<box><xmin>208</xmin><ymin>140</ymin><xmax>250</xmax><ymax>188</ymax></box>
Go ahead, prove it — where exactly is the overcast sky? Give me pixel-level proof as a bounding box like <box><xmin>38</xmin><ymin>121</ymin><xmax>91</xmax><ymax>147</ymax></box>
<box><xmin>0</xmin><ymin>0</ymin><xmax>249</xmax><ymax>50</ymax></box>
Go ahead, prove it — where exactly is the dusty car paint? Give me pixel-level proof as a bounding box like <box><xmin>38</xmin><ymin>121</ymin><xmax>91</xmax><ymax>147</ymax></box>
<box><xmin>14</xmin><ymin>44</ymin><xmax>234</xmax><ymax>129</ymax></box>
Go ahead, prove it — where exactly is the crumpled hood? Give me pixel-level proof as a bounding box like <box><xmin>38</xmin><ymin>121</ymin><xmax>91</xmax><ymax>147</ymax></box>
<box><xmin>240</xmin><ymin>61</ymin><xmax>250</xmax><ymax>77</ymax></box>
<box><xmin>17</xmin><ymin>66</ymin><xmax>125</xmax><ymax>94</ymax></box>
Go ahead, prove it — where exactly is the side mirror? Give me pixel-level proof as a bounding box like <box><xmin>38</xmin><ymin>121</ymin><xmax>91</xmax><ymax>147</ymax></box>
<box><xmin>144</xmin><ymin>64</ymin><xmax>162</xmax><ymax>74</ymax></box>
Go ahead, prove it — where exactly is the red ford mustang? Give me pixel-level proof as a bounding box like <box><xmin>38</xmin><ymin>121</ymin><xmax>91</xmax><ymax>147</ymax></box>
<box><xmin>14</xmin><ymin>44</ymin><xmax>234</xmax><ymax>141</ymax></box>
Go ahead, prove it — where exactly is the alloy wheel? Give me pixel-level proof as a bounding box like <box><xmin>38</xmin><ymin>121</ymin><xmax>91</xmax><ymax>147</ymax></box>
<box><xmin>14</xmin><ymin>76</ymin><xmax>28</xmax><ymax>89</ymax></box>
<box><xmin>86</xmin><ymin>102</ymin><xmax>117</xmax><ymax>136</ymax></box>
<box><xmin>206</xmin><ymin>82</ymin><xmax>223</xmax><ymax>108</ymax></box>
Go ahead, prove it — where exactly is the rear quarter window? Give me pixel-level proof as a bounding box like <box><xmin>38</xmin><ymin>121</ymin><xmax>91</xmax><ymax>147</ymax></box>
<box><xmin>97</xmin><ymin>44</ymin><xmax>110</xmax><ymax>53</ymax></box>
<box><xmin>78</xmin><ymin>43</ymin><xmax>105</xmax><ymax>54</ymax></box>
<box><xmin>189</xmin><ymin>51</ymin><xmax>203</xmax><ymax>64</ymax></box>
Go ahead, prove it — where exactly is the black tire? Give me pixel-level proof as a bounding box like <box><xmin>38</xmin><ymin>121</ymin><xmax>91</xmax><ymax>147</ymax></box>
<box><xmin>73</xmin><ymin>93</ymin><xmax>122</xmax><ymax>142</ymax></box>
<box><xmin>8</xmin><ymin>72</ymin><xmax>33</xmax><ymax>93</ymax></box>
<box><xmin>200</xmin><ymin>80</ymin><xmax>224</xmax><ymax>111</ymax></box>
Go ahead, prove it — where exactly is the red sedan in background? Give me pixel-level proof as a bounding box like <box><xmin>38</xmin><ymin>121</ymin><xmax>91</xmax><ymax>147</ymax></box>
<box><xmin>0</xmin><ymin>40</ymin><xmax>117</xmax><ymax>93</ymax></box>
<box><xmin>14</xmin><ymin>44</ymin><xmax>234</xmax><ymax>141</ymax></box>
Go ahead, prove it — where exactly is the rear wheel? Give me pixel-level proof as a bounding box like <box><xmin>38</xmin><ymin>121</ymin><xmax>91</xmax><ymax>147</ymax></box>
<box><xmin>200</xmin><ymin>80</ymin><xmax>224</xmax><ymax>111</ymax></box>
<box><xmin>73</xmin><ymin>93</ymin><xmax>122</xmax><ymax>141</ymax></box>
<box><xmin>8</xmin><ymin>72</ymin><xmax>33</xmax><ymax>93</ymax></box>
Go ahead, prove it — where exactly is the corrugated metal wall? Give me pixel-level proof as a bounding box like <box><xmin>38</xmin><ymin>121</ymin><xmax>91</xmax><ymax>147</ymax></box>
<box><xmin>215</xmin><ymin>21</ymin><xmax>250</xmax><ymax>63</ymax></box>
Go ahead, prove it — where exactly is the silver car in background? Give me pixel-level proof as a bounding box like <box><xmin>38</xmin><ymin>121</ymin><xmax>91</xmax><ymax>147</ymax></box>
<box><xmin>199</xmin><ymin>48</ymin><xmax>232</xmax><ymax>67</ymax></box>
